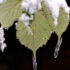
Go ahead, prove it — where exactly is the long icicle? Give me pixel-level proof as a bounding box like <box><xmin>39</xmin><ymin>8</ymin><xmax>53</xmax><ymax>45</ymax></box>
<box><xmin>33</xmin><ymin>56</ymin><xmax>37</xmax><ymax>70</ymax></box>
<box><xmin>54</xmin><ymin>37</ymin><xmax>62</xmax><ymax>58</ymax></box>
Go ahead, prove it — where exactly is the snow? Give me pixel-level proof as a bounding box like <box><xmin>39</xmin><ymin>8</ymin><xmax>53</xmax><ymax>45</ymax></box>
<box><xmin>20</xmin><ymin>0</ymin><xmax>69</xmax><ymax>27</ymax></box>
<box><xmin>44</xmin><ymin>0</ymin><xmax>69</xmax><ymax>26</ymax></box>
<box><xmin>0</xmin><ymin>27</ymin><xmax>7</xmax><ymax>52</ymax></box>
<box><xmin>20</xmin><ymin>0</ymin><xmax>69</xmax><ymax>26</ymax></box>
<box><xmin>21</xmin><ymin>0</ymin><xmax>42</xmax><ymax>14</ymax></box>
<box><xmin>19</xmin><ymin>13</ymin><xmax>34</xmax><ymax>26</ymax></box>
<box><xmin>0</xmin><ymin>43</ymin><xmax>7</xmax><ymax>52</ymax></box>
<box><xmin>19</xmin><ymin>13</ymin><xmax>34</xmax><ymax>35</ymax></box>
<box><xmin>0</xmin><ymin>0</ymin><xmax>5</xmax><ymax>4</ymax></box>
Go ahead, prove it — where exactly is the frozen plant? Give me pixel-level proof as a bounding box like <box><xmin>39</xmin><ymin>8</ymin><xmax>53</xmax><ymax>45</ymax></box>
<box><xmin>0</xmin><ymin>0</ymin><xmax>69</xmax><ymax>70</ymax></box>
<box><xmin>44</xmin><ymin>0</ymin><xmax>69</xmax><ymax>26</ymax></box>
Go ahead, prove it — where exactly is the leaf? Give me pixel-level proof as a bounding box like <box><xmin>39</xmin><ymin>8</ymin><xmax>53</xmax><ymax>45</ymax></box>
<box><xmin>1</xmin><ymin>0</ymin><xmax>68</xmax><ymax>56</ymax></box>
<box><xmin>0</xmin><ymin>0</ymin><xmax>22</xmax><ymax>28</ymax></box>
<box><xmin>16</xmin><ymin>2</ymin><xmax>69</xmax><ymax>56</ymax></box>
<box><xmin>42</xmin><ymin>2</ymin><xmax>69</xmax><ymax>39</ymax></box>
<box><xmin>55</xmin><ymin>8</ymin><xmax>69</xmax><ymax>39</ymax></box>
<box><xmin>16</xmin><ymin>11</ymin><xmax>52</xmax><ymax>56</ymax></box>
<box><xmin>41</xmin><ymin>2</ymin><xmax>55</xmax><ymax>30</ymax></box>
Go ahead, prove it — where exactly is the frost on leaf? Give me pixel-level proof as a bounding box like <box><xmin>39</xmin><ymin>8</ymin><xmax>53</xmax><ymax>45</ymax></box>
<box><xmin>0</xmin><ymin>0</ymin><xmax>22</xmax><ymax>28</ymax></box>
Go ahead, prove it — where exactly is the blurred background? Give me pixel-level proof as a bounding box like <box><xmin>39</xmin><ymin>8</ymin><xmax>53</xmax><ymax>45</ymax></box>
<box><xmin>0</xmin><ymin>0</ymin><xmax>70</xmax><ymax>70</ymax></box>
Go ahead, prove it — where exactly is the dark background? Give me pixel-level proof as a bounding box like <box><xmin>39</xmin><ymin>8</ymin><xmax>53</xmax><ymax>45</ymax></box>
<box><xmin>0</xmin><ymin>0</ymin><xmax>70</xmax><ymax>70</ymax></box>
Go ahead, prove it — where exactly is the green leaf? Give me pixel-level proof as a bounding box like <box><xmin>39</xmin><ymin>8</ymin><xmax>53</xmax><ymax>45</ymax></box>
<box><xmin>54</xmin><ymin>8</ymin><xmax>69</xmax><ymax>39</ymax></box>
<box><xmin>16</xmin><ymin>2</ymin><xmax>69</xmax><ymax>56</ymax></box>
<box><xmin>0</xmin><ymin>0</ymin><xmax>22</xmax><ymax>28</ymax></box>
<box><xmin>16</xmin><ymin>11</ymin><xmax>52</xmax><ymax>56</ymax></box>
<box><xmin>1</xmin><ymin>1</ymin><xmax>68</xmax><ymax>56</ymax></box>
<box><xmin>42</xmin><ymin>2</ymin><xmax>69</xmax><ymax>39</ymax></box>
<box><xmin>41</xmin><ymin>2</ymin><xmax>55</xmax><ymax>30</ymax></box>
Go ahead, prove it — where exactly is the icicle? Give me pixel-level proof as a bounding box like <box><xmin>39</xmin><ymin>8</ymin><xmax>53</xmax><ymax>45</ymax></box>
<box><xmin>54</xmin><ymin>37</ymin><xmax>62</xmax><ymax>58</ymax></box>
<box><xmin>33</xmin><ymin>56</ymin><xmax>37</xmax><ymax>70</ymax></box>
<box><xmin>0</xmin><ymin>25</ymin><xmax>7</xmax><ymax>52</ymax></box>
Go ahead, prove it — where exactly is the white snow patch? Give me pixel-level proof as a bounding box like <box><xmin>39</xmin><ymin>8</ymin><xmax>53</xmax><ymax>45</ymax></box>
<box><xmin>0</xmin><ymin>0</ymin><xmax>5</xmax><ymax>4</ymax></box>
<box><xmin>19</xmin><ymin>13</ymin><xmax>34</xmax><ymax>35</ymax></box>
<box><xmin>21</xmin><ymin>0</ymin><xmax>42</xmax><ymax>14</ymax></box>
<box><xmin>19</xmin><ymin>13</ymin><xmax>34</xmax><ymax>26</ymax></box>
<box><xmin>0</xmin><ymin>43</ymin><xmax>7</xmax><ymax>52</ymax></box>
